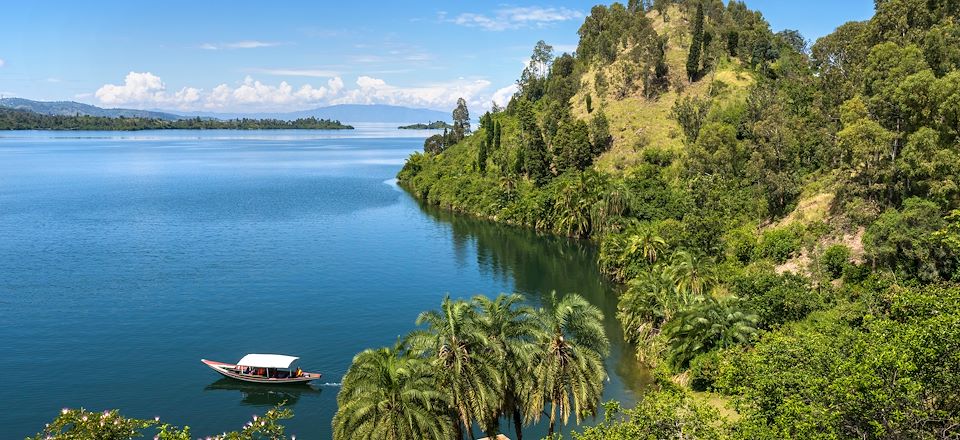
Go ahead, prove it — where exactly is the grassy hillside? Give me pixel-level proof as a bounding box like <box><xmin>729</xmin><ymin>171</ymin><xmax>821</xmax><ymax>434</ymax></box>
<box><xmin>397</xmin><ymin>0</ymin><xmax>960</xmax><ymax>438</ymax></box>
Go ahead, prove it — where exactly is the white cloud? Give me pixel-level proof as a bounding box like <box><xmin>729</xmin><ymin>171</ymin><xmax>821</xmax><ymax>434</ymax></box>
<box><xmin>449</xmin><ymin>6</ymin><xmax>583</xmax><ymax>31</ymax></box>
<box><xmin>94</xmin><ymin>72</ymin><xmax>341</xmax><ymax>110</ymax></box>
<box><xmin>491</xmin><ymin>84</ymin><xmax>519</xmax><ymax>107</ymax></box>
<box><xmin>92</xmin><ymin>71</ymin><xmax>503</xmax><ymax>112</ymax></box>
<box><xmin>327</xmin><ymin>76</ymin><xmax>344</xmax><ymax>94</ymax></box>
<box><xmin>0</xmin><ymin>58</ymin><xmax>5</xmax><ymax>68</ymax></box>
<box><xmin>331</xmin><ymin>75</ymin><xmax>492</xmax><ymax>110</ymax></box>
<box><xmin>95</xmin><ymin>72</ymin><xmax>167</xmax><ymax>105</ymax></box>
<box><xmin>199</xmin><ymin>40</ymin><xmax>281</xmax><ymax>50</ymax></box>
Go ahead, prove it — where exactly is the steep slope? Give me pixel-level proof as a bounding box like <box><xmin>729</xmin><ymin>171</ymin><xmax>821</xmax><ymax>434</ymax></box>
<box><xmin>400</xmin><ymin>0</ymin><xmax>960</xmax><ymax>438</ymax></box>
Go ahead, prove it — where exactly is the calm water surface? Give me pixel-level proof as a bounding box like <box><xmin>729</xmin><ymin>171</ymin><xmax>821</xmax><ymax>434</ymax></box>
<box><xmin>0</xmin><ymin>125</ymin><xmax>648</xmax><ymax>439</ymax></box>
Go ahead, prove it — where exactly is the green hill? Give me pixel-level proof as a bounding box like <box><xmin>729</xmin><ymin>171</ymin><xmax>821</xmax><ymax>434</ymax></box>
<box><xmin>398</xmin><ymin>0</ymin><xmax>960</xmax><ymax>438</ymax></box>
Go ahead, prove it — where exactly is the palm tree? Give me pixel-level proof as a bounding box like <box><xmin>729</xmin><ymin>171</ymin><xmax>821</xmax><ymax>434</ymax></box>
<box><xmin>554</xmin><ymin>170</ymin><xmax>606</xmax><ymax>239</ymax></box>
<box><xmin>668</xmin><ymin>251</ymin><xmax>717</xmax><ymax>304</ymax></box>
<box><xmin>407</xmin><ymin>296</ymin><xmax>501</xmax><ymax>440</ymax></box>
<box><xmin>663</xmin><ymin>296</ymin><xmax>758</xmax><ymax>369</ymax></box>
<box><xmin>333</xmin><ymin>344</ymin><xmax>452</xmax><ymax>440</ymax></box>
<box><xmin>472</xmin><ymin>294</ymin><xmax>541</xmax><ymax>440</ymax></box>
<box><xmin>526</xmin><ymin>292</ymin><xmax>610</xmax><ymax>435</ymax></box>
<box><xmin>623</xmin><ymin>224</ymin><xmax>667</xmax><ymax>266</ymax></box>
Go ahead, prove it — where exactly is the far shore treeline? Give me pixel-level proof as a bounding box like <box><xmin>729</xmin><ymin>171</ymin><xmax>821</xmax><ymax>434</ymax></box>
<box><xmin>398</xmin><ymin>121</ymin><xmax>453</xmax><ymax>130</ymax></box>
<box><xmin>0</xmin><ymin>108</ymin><xmax>353</xmax><ymax>131</ymax></box>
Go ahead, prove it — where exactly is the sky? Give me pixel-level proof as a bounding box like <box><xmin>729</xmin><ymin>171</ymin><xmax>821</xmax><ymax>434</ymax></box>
<box><xmin>0</xmin><ymin>1</ymin><xmax>875</xmax><ymax>113</ymax></box>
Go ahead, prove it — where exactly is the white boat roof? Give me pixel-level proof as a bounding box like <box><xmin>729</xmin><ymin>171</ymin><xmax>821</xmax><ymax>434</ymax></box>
<box><xmin>236</xmin><ymin>354</ymin><xmax>299</xmax><ymax>369</ymax></box>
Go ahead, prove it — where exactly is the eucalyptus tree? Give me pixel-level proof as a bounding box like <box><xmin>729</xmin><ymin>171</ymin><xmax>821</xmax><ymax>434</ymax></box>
<box><xmin>527</xmin><ymin>292</ymin><xmax>610</xmax><ymax>435</ymax></box>
<box><xmin>471</xmin><ymin>294</ymin><xmax>542</xmax><ymax>440</ymax></box>
<box><xmin>407</xmin><ymin>296</ymin><xmax>501</xmax><ymax>440</ymax></box>
<box><xmin>333</xmin><ymin>344</ymin><xmax>451</xmax><ymax>440</ymax></box>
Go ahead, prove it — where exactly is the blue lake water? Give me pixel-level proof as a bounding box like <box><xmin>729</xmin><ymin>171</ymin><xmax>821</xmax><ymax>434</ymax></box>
<box><xmin>0</xmin><ymin>125</ymin><xmax>647</xmax><ymax>439</ymax></box>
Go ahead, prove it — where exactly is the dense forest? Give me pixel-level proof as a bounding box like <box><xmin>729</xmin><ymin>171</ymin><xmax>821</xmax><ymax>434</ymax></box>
<box><xmin>0</xmin><ymin>108</ymin><xmax>353</xmax><ymax>130</ymax></box>
<box><xmin>392</xmin><ymin>0</ymin><xmax>960</xmax><ymax>439</ymax></box>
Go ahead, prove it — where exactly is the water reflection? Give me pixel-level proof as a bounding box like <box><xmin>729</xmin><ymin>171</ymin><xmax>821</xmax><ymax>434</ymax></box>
<box><xmin>203</xmin><ymin>378</ymin><xmax>322</xmax><ymax>407</ymax></box>
<box><xmin>414</xmin><ymin>200</ymin><xmax>654</xmax><ymax>404</ymax></box>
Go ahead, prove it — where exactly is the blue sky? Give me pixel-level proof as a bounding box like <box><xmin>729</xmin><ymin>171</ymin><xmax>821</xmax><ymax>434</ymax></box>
<box><xmin>0</xmin><ymin>1</ymin><xmax>874</xmax><ymax>113</ymax></box>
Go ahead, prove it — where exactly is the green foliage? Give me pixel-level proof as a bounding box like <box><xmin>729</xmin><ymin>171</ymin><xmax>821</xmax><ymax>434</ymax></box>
<box><xmin>664</xmin><ymin>296</ymin><xmax>757</xmax><ymax>369</ymax></box>
<box><xmin>452</xmin><ymin>98</ymin><xmax>471</xmax><ymax>142</ymax></box>
<box><xmin>864</xmin><ymin>197</ymin><xmax>952</xmax><ymax>282</ymax></box>
<box><xmin>398</xmin><ymin>3</ymin><xmax>960</xmax><ymax>437</ymax></box>
<box><xmin>570</xmin><ymin>392</ymin><xmax>729</xmax><ymax>440</ymax></box>
<box><xmin>333</xmin><ymin>345</ymin><xmax>452</xmax><ymax>440</ymax></box>
<box><xmin>398</xmin><ymin>121</ymin><xmax>452</xmax><ymax>130</ymax></box>
<box><xmin>32</xmin><ymin>406</ymin><xmax>292</xmax><ymax>440</ymax></box>
<box><xmin>672</xmin><ymin>95</ymin><xmax>712</xmax><ymax>144</ymax></box>
<box><xmin>527</xmin><ymin>292</ymin><xmax>611</xmax><ymax>435</ymax></box>
<box><xmin>821</xmin><ymin>245</ymin><xmax>851</xmax><ymax>279</ymax></box>
<box><xmin>719</xmin><ymin>284</ymin><xmax>960</xmax><ymax>439</ymax></box>
<box><xmin>335</xmin><ymin>293</ymin><xmax>608</xmax><ymax>439</ymax></box>
<box><xmin>0</xmin><ymin>108</ymin><xmax>352</xmax><ymax>130</ymax></box>
<box><xmin>688</xmin><ymin>349</ymin><xmax>725</xmax><ymax>391</ymax></box>
<box><xmin>553</xmin><ymin>119</ymin><xmax>593</xmax><ymax>172</ymax></box>
<box><xmin>756</xmin><ymin>225</ymin><xmax>803</xmax><ymax>264</ymax></box>
<box><xmin>687</xmin><ymin>2</ymin><xmax>705</xmax><ymax>81</ymax></box>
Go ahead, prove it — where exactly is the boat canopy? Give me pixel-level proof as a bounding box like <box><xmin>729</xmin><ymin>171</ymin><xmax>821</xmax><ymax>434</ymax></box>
<box><xmin>236</xmin><ymin>354</ymin><xmax>299</xmax><ymax>369</ymax></box>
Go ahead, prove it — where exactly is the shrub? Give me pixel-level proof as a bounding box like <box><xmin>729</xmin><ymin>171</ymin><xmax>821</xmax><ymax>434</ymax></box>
<box><xmin>756</xmin><ymin>226</ymin><xmax>803</xmax><ymax>264</ymax></box>
<box><xmin>821</xmin><ymin>244</ymin><xmax>851</xmax><ymax>279</ymax></box>
<box><xmin>689</xmin><ymin>350</ymin><xmax>724</xmax><ymax>391</ymax></box>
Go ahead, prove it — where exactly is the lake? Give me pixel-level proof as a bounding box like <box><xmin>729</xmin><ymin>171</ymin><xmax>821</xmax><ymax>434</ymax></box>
<box><xmin>0</xmin><ymin>125</ymin><xmax>648</xmax><ymax>439</ymax></box>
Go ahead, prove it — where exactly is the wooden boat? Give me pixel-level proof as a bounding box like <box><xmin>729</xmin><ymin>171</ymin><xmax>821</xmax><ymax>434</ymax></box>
<box><xmin>201</xmin><ymin>354</ymin><xmax>321</xmax><ymax>384</ymax></box>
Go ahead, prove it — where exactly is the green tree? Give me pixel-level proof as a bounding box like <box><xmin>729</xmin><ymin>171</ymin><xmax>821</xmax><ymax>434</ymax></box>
<box><xmin>452</xmin><ymin>98</ymin><xmax>471</xmax><ymax>142</ymax></box>
<box><xmin>478</xmin><ymin>140</ymin><xmax>489</xmax><ymax>173</ymax></box>
<box><xmin>664</xmin><ymin>296</ymin><xmax>757</xmax><ymax>369</ymax></box>
<box><xmin>571</xmin><ymin>393</ymin><xmax>728</xmax><ymax>440</ymax></box>
<box><xmin>33</xmin><ymin>406</ymin><xmax>292</xmax><ymax>440</ymax></box>
<box><xmin>864</xmin><ymin>197</ymin><xmax>950</xmax><ymax>281</ymax></box>
<box><xmin>687</xmin><ymin>2</ymin><xmax>705</xmax><ymax>81</ymax></box>
<box><xmin>407</xmin><ymin>296</ymin><xmax>501</xmax><ymax>439</ymax></box>
<box><xmin>527</xmin><ymin>292</ymin><xmax>610</xmax><ymax>436</ymax></box>
<box><xmin>333</xmin><ymin>345</ymin><xmax>451</xmax><ymax>440</ymax></box>
<box><xmin>553</xmin><ymin>119</ymin><xmax>593</xmax><ymax>172</ymax></box>
<box><xmin>471</xmin><ymin>294</ymin><xmax>541</xmax><ymax>440</ymax></box>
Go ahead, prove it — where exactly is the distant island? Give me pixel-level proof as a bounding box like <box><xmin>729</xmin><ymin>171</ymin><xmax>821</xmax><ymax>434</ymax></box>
<box><xmin>0</xmin><ymin>98</ymin><xmax>451</xmax><ymax>124</ymax></box>
<box><xmin>398</xmin><ymin>121</ymin><xmax>452</xmax><ymax>130</ymax></box>
<box><xmin>0</xmin><ymin>108</ymin><xmax>353</xmax><ymax>131</ymax></box>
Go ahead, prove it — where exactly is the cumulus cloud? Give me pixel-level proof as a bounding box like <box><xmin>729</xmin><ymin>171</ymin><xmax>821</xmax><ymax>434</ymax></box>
<box><xmin>449</xmin><ymin>6</ymin><xmax>583</xmax><ymax>31</ymax></box>
<box><xmin>491</xmin><ymin>84</ymin><xmax>519</xmax><ymax>107</ymax></box>
<box><xmin>332</xmin><ymin>75</ymin><xmax>492</xmax><ymax>110</ymax></box>
<box><xmin>92</xmin><ymin>71</ymin><xmax>502</xmax><ymax>112</ymax></box>
<box><xmin>199</xmin><ymin>40</ymin><xmax>281</xmax><ymax>50</ymax></box>
<box><xmin>94</xmin><ymin>71</ymin><xmax>342</xmax><ymax>110</ymax></box>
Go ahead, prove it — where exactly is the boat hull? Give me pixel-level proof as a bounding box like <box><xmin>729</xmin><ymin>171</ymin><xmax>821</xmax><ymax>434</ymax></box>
<box><xmin>201</xmin><ymin>359</ymin><xmax>321</xmax><ymax>384</ymax></box>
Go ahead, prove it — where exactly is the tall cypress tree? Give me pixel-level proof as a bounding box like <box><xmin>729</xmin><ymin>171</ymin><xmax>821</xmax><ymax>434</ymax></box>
<box><xmin>686</xmin><ymin>2</ymin><xmax>704</xmax><ymax>82</ymax></box>
<box><xmin>478</xmin><ymin>140</ymin><xmax>488</xmax><ymax>173</ymax></box>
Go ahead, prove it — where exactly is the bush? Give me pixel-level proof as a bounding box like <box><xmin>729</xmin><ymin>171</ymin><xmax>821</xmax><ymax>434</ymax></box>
<box><xmin>756</xmin><ymin>226</ymin><xmax>803</xmax><ymax>264</ymax></box>
<box><xmin>689</xmin><ymin>350</ymin><xmax>724</xmax><ymax>391</ymax></box>
<box><xmin>821</xmin><ymin>244</ymin><xmax>851</xmax><ymax>279</ymax></box>
<box><xmin>725</xmin><ymin>225</ymin><xmax>757</xmax><ymax>264</ymax></box>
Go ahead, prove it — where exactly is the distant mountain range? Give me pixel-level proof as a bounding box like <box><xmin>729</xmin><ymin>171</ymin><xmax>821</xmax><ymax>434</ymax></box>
<box><xmin>0</xmin><ymin>98</ymin><xmax>182</xmax><ymax>120</ymax></box>
<box><xmin>0</xmin><ymin>98</ymin><xmax>450</xmax><ymax>124</ymax></box>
